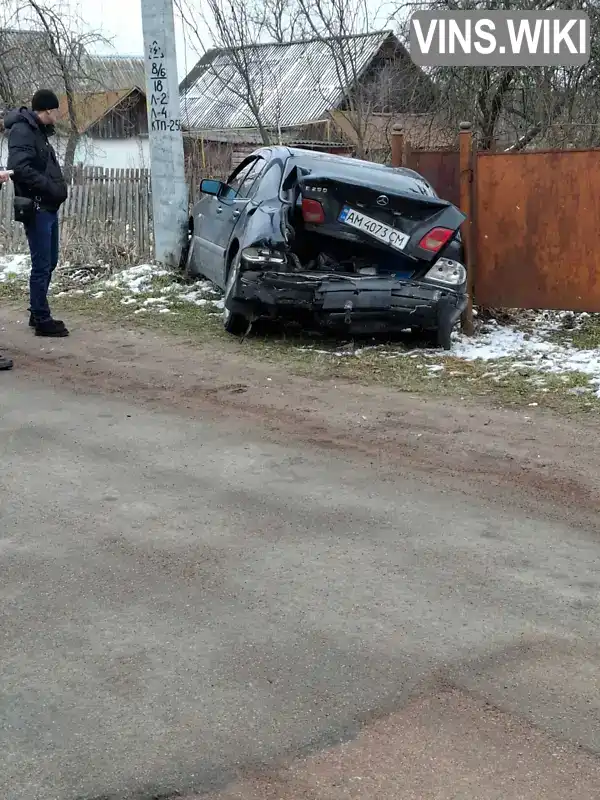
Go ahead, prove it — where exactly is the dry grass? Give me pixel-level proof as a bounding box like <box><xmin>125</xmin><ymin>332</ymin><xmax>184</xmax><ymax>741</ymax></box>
<box><xmin>60</xmin><ymin>227</ymin><xmax>147</xmax><ymax>269</ymax></box>
<box><xmin>2</xmin><ymin>271</ymin><xmax>599</xmax><ymax>416</ymax></box>
<box><xmin>49</xmin><ymin>290</ymin><xmax>600</xmax><ymax>416</ymax></box>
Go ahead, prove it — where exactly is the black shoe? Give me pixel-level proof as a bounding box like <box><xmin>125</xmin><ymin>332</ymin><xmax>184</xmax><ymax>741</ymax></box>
<box><xmin>34</xmin><ymin>319</ymin><xmax>69</xmax><ymax>337</ymax></box>
<box><xmin>0</xmin><ymin>353</ymin><xmax>13</xmax><ymax>370</ymax></box>
<box><xmin>30</xmin><ymin>314</ymin><xmax>65</xmax><ymax>328</ymax></box>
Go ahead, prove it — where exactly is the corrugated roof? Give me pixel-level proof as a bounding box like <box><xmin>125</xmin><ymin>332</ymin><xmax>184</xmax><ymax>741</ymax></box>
<box><xmin>81</xmin><ymin>55</ymin><xmax>146</xmax><ymax>93</ymax></box>
<box><xmin>0</xmin><ymin>30</ymin><xmax>64</xmax><ymax>103</ymax></box>
<box><xmin>0</xmin><ymin>30</ymin><xmax>144</xmax><ymax>106</ymax></box>
<box><xmin>184</xmin><ymin>127</ymin><xmax>348</xmax><ymax>146</ymax></box>
<box><xmin>180</xmin><ymin>31</ymin><xmax>397</xmax><ymax>131</ymax></box>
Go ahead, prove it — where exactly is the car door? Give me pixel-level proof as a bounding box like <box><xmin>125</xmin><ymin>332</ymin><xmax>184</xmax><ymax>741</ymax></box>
<box><xmin>191</xmin><ymin>158</ymin><xmax>260</xmax><ymax>286</ymax></box>
<box><xmin>211</xmin><ymin>154</ymin><xmax>270</xmax><ymax>286</ymax></box>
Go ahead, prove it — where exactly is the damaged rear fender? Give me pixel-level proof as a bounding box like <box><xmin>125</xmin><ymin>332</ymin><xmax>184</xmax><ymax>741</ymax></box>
<box><xmin>237</xmin><ymin>199</ymin><xmax>292</xmax><ymax>269</ymax></box>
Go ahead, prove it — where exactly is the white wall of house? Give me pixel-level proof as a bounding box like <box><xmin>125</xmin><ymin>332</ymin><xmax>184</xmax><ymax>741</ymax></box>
<box><xmin>59</xmin><ymin>136</ymin><xmax>150</xmax><ymax>170</ymax></box>
<box><xmin>0</xmin><ymin>134</ymin><xmax>150</xmax><ymax>171</ymax></box>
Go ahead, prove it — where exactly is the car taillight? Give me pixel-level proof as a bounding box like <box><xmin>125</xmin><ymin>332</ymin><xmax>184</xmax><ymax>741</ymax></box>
<box><xmin>301</xmin><ymin>198</ymin><xmax>325</xmax><ymax>224</ymax></box>
<box><xmin>418</xmin><ymin>227</ymin><xmax>453</xmax><ymax>253</ymax></box>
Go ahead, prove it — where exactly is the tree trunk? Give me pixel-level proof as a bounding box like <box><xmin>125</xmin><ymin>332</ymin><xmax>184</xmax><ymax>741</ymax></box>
<box><xmin>504</xmin><ymin>95</ymin><xmax>569</xmax><ymax>152</ymax></box>
<box><xmin>478</xmin><ymin>68</ymin><xmax>515</xmax><ymax>150</ymax></box>
<box><xmin>63</xmin><ymin>131</ymin><xmax>79</xmax><ymax>184</ymax></box>
<box><xmin>257</xmin><ymin>122</ymin><xmax>271</xmax><ymax>145</ymax></box>
<box><xmin>354</xmin><ymin>138</ymin><xmax>366</xmax><ymax>159</ymax></box>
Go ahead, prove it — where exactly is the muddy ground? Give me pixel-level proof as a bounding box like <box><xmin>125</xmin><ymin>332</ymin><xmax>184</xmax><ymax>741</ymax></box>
<box><xmin>2</xmin><ymin>305</ymin><xmax>598</xmax><ymax>532</ymax></box>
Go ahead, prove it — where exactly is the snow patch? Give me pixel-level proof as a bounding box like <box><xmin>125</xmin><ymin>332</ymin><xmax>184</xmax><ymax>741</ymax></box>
<box><xmin>103</xmin><ymin>264</ymin><xmax>170</xmax><ymax>294</ymax></box>
<box><xmin>5</xmin><ymin>254</ymin><xmax>599</xmax><ymax>397</ymax></box>
<box><xmin>452</xmin><ymin>325</ymin><xmax>529</xmax><ymax>360</ymax></box>
<box><xmin>453</xmin><ymin>320</ymin><xmax>600</xmax><ymax>394</ymax></box>
<box><xmin>295</xmin><ymin>314</ymin><xmax>600</xmax><ymax>397</ymax></box>
<box><xmin>97</xmin><ymin>266</ymin><xmax>223</xmax><ymax>312</ymax></box>
<box><xmin>0</xmin><ymin>254</ymin><xmax>29</xmax><ymax>282</ymax></box>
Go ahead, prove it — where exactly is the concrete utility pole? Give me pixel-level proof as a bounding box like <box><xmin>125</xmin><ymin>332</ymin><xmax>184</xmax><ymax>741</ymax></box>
<box><xmin>141</xmin><ymin>0</ymin><xmax>188</xmax><ymax>268</ymax></box>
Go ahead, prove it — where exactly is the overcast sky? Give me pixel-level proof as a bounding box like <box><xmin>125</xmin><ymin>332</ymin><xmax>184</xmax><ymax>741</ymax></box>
<box><xmin>68</xmin><ymin>0</ymin><xmax>209</xmax><ymax>79</ymax></box>
<box><xmin>66</xmin><ymin>0</ymin><xmax>396</xmax><ymax>80</ymax></box>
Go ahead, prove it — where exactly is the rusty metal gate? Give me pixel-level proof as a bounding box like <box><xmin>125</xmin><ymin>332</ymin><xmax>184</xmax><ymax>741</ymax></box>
<box><xmin>406</xmin><ymin>149</ymin><xmax>460</xmax><ymax>208</ymax></box>
<box><xmin>474</xmin><ymin>149</ymin><xmax>600</xmax><ymax>312</ymax></box>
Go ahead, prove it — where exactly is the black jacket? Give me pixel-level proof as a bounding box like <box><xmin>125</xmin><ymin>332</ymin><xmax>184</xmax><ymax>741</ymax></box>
<box><xmin>5</xmin><ymin>107</ymin><xmax>68</xmax><ymax>212</ymax></box>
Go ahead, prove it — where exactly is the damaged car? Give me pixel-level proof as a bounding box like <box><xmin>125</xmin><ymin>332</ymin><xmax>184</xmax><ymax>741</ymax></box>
<box><xmin>184</xmin><ymin>146</ymin><xmax>468</xmax><ymax>349</ymax></box>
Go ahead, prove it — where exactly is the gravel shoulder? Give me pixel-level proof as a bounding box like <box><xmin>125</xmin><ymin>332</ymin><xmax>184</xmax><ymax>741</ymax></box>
<box><xmin>190</xmin><ymin>689</ymin><xmax>600</xmax><ymax>800</ymax></box>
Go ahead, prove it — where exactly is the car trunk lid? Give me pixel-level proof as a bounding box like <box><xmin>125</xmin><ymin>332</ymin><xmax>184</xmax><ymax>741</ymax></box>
<box><xmin>298</xmin><ymin>175</ymin><xmax>466</xmax><ymax>265</ymax></box>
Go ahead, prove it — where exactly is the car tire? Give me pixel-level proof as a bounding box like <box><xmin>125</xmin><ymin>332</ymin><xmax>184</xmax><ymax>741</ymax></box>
<box><xmin>181</xmin><ymin>235</ymin><xmax>195</xmax><ymax>279</ymax></box>
<box><xmin>436</xmin><ymin>322</ymin><xmax>453</xmax><ymax>351</ymax></box>
<box><xmin>223</xmin><ymin>307</ymin><xmax>248</xmax><ymax>336</ymax></box>
<box><xmin>418</xmin><ymin>326</ymin><xmax>452</xmax><ymax>350</ymax></box>
<box><xmin>223</xmin><ymin>255</ymin><xmax>248</xmax><ymax>336</ymax></box>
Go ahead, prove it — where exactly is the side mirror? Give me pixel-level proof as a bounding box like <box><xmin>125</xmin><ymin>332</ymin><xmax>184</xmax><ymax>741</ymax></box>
<box><xmin>200</xmin><ymin>178</ymin><xmax>224</xmax><ymax>196</ymax></box>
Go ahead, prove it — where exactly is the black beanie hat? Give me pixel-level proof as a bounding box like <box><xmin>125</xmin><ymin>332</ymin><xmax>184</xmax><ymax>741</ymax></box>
<box><xmin>32</xmin><ymin>89</ymin><xmax>60</xmax><ymax>112</ymax></box>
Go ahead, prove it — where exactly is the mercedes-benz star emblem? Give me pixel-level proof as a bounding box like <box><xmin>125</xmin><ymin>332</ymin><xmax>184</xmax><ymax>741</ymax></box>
<box><xmin>376</xmin><ymin>195</ymin><xmax>389</xmax><ymax>206</ymax></box>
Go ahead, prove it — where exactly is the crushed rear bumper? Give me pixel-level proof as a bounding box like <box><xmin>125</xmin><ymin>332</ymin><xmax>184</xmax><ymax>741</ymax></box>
<box><xmin>229</xmin><ymin>271</ymin><xmax>468</xmax><ymax>335</ymax></box>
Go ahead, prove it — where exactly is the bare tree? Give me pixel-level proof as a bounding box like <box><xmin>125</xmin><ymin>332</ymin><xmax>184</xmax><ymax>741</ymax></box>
<box><xmin>1</xmin><ymin>0</ymin><xmax>110</xmax><ymax>179</ymax></box>
<box><xmin>296</xmin><ymin>0</ymin><xmax>374</xmax><ymax>156</ymax></box>
<box><xmin>0</xmin><ymin>7</ymin><xmax>25</xmax><ymax>112</ymax></box>
<box><xmin>175</xmin><ymin>0</ymin><xmax>435</xmax><ymax>157</ymax></box>
<box><xmin>18</xmin><ymin>0</ymin><xmax>109</xmax><ymax>179</ymax></box>
<box><xmin>248</xmin><ymin>0</ymin><xmax>305</xmax><ymax>44</ymax></box>
<box><xmin>294</xmin><ymin>0</ymin><xmax>435</xmax><ymax>157</ymax></box>
<box><xmin>392</xmin><ymin>0</ymin><xmax>600</xmax><ymax>151</ymax></box>
<box><xmin>176</xmin><ymin>0</ymin><xmax>299</xmax><ymax>144</ymax></box>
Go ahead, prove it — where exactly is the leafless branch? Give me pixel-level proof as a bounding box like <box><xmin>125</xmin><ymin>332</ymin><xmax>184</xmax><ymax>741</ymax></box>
<box><xmin>176</xmin><ymin>0</ymin><xmax>299</xmax><ymax>144</ymax></box>
<box><xmin>391</xmin><ymin>0</ymin><xmax>600</xmax><ymax>151</ymax></box>
<box><xmin>3</xmin><ymin>0</ymin><xmax>110</xmax><ymax>178</ymax></box>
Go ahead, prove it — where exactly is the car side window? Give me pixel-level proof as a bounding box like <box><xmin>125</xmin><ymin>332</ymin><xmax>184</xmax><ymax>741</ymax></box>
<box><xmin>236</xmin><ymin>157</ymin><xmax>268</xmax><ymax>198</ymax></box>
<box><xmin>253</xmin><ymin>161</ymin><xmax>284</xmax><ymax>201</ymax></box>
<box><xmin>225</xmin><ymin>159</ymin><xmax>257</xmax><ymax>196</ymax></box>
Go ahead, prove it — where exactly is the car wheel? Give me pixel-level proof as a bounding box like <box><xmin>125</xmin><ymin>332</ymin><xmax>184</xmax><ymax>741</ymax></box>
<box><xmin>223</xmin><ymin>256</ymin><xmax>248</xmax><ymax>336</ymax></box>
<box><xmin>436</xmin><ymin>322</ymin><xmax>453</xmax><ymax>351</ymax></box>
<box><xmin>181</xmin><ymin>235</ymin><xmax>195</xmax><ymax>279</ymax></box>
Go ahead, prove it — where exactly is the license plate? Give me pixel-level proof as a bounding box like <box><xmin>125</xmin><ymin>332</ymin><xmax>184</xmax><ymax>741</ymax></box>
<box><xmin>338</xmin><ymin>206</ymin><xmax>409</xmax><ymax>251</ymax></box>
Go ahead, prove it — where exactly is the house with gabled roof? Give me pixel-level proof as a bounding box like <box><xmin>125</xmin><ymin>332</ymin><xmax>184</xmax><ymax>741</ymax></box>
<box><xmin>179</xmin><ymin>30</ymin><xmax>448</xmax><ymax>174</ymax></box>
<box><xmin>0</xmin><ymin>30</ymin><xmax>149</xmax><ymax>169</ymax></box>
<box><xmin>0</xmin><ymin>30</ymin><xmax>145</xmax><ymax>102</ymax></box>
<box><xmin>54</xmin><ymin>86</ymin><xmax>149</xmax><ymax>170</ymax></box>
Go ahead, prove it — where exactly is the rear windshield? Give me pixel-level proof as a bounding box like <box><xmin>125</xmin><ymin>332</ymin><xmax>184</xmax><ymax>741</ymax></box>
<box><xmin>289</xmin><ymin>152</ymin><xmax>438</xmax><ymax>198</ymax></box>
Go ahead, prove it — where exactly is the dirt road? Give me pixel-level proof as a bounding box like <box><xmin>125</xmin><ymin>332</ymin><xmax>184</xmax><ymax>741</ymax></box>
<box><xmin>1</xmin><ymin>308</ymin><xmax>600</xmax><ymax>799</ymax></box>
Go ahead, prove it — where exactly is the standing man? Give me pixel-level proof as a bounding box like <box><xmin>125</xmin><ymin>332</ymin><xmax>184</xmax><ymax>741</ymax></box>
<box><xmin>0</xmin><ymin>167</ymin><xmax>14</xmax><ymax>369</ymax></box>
<box><xmin>5</xmin><ymin>90</ymin><xmax>69</xmax><ymax>337</ymax></box>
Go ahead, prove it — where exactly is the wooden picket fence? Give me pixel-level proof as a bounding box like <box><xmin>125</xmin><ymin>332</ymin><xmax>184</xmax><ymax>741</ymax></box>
<box><xmin>0</xmin><ymin>167</ymin><xmax>153</xmax><ymax>263</ymax></box>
